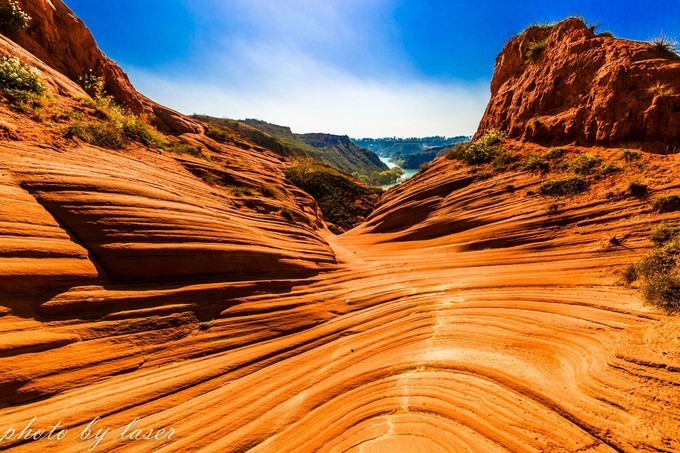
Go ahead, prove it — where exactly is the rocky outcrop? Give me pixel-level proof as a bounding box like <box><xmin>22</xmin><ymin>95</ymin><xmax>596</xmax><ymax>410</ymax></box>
<box><xmin>12</xmin><ymin>0</ymin><xmax>201</xmax><ymax>134</ymax></box>
<box><xmin>475</xmin><ymin>18</ymin><xmax>680</xmax><ymax>153</ymax></box>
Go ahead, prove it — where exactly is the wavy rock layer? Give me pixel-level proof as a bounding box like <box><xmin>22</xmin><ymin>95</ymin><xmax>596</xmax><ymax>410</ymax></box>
<box><xmin>0</xmin><ymin>5</ymin><xmax>678</xmax><ymax>452</ymax></box>
<box><xmin>475</xmin><ymin>18</ymin><xmax>680</xmax><ymax>152</ymax></box>
<box><xmin>0</xmin><ymin>141</ymin><xmax>678</xmax><ymax>452</ymax></box>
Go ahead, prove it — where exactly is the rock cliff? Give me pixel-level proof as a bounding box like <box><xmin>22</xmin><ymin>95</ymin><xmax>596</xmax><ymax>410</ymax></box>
<box><xmin>14</xmin><ymin>0</ymin><xmax>201</xmax><ymax>134</ymax></box>
<box><xmin>475</xmin><ymin>18</ymin><xmax>680</xmax><ymax>153</ymax></box>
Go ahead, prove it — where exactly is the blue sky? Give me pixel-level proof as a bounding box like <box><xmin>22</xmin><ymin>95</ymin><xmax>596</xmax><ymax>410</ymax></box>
<box><xmin>67</xmin><ymin>0</ymin><xmax>679</xmax><ymax>137</ymax></box>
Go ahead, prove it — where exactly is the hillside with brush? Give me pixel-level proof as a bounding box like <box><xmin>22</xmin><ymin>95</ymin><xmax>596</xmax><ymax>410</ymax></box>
<box><xmin>195</xmin><ymin>116</ymin><xmax>388</xmax><ymax>176</ymax></box>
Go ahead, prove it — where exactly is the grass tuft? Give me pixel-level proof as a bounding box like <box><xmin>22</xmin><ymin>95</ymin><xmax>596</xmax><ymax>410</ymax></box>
<box><xmin>279</xmin><ymin>207</ymin><xmax>295</xmax><ymax>221</ymax></box>
<box><xmin>525</xmin><ymin>39</ymin><xmax>548</xmax><ymax>62</ymax></box>
<box><xmin>647</xmin><ymin>82</ymin><xmax>675</xmax><ymax>98</ymax></box>
<box><xmin>261</xmin><ymin>185</ymin><xmax>284</xmax><ymax>199</ymax></box>
<box><xmin>651</xmin><ymin>223</ymin><xmax>680</xmax><ymax>245</ymax></box>
<box><xmin>539</xmin><ymin>175</ymin><xmax>588</xmax><ymax>196</ymax></box>
<box><xmin>67</xmin><ymin>122</ymin><xmax>124</xmax><ymax>149</ymax></box>
<box><xmin>627</xmin><ymin>181</ymin><xmax>648</xmax><ymax>198</ymax></box>
<box><xmin>546</xmin><ymin>203</ymin><xmax>560</xmax><ymax>215</ymax></box>
<box><xmin>652</xmin><ymin>194</ymin><xmax>680</xmax><ymax>213</ymax></box>
<box><xmin>569</xmin><ymin>154</ymin><xmax>601</xmax><ymax>176</ymax></box>
<box><xmin>649</xmin><ymin>34</ymin><xmax>679</xmax><ymax>56</ymax></box>
<box><xmin>523</xmin><ymin>154</ymin><xmax>550</xmax><ymax>173</ymax></box>
<box><xmin>620</xmin><ymin>149</ymin><xmax>642</xmax><ymax>162</ymax></box>
<box><xmin>600</xmin><ymin>162</ymin><xmax>620</xmax><ymax>174</ymax></box>
<box><xmin>545</xmin><ymin>148</ymin><xmax>566</xmax><ymax>161</ymax></box>
<box><xmin>198</xmin><ymin>320</ymin><xmax>214</xmax><ymax>331</ymax></box>
<box><xmin>623</xmin><ymin>264</ymin><xmax>639</xmax><ymax>285</ymax></box>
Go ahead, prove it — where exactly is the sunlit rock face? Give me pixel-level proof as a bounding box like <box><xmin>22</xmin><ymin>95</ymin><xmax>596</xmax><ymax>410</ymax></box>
<box><xmin>476</xmin><ymin>18</ymin><xmax>680</xmax><ymax>153</ymax></box>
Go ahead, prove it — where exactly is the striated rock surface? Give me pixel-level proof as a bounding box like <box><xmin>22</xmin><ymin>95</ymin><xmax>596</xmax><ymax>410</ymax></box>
<box><xmin>0</xmin><ymin>6</ymin><xmax>678</xmax><ymax>453</ymax></box>
<box><xmin>475</xmin><ymin>18</ymin><xmax>680</xmax><ymax>153</ymax></box>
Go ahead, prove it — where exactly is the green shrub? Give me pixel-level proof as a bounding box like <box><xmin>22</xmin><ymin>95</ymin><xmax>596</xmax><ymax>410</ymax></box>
<box><xmin>539</xmin><ymin>175</ymin><xmax>588</xmax><ymax>196</ymax></box>
<box><xmin>459</xmin><ymin>142</ymin><xmax>495</xmax><ymax>164</ymax></box>
<box><xmin>166</xmin><ymin>141</ymin><xmax>203</xmax><ymax>157</ymax></box>
<box><xmin>205</xmin><ymin>125</ymin><xmax>234</xmax><ymax>142</ymax></box>
<box><xmin>3</xmin><ymin>87</ymin><xmax>42</xmax><ymax>113</ymax></box>
<box><xmin>76</xmin><ymin>70</ymin><xmax>168</xmax><ymax>149</ymax></box>
<box><xmin>67</xmin><ymin>122</ymin><xmax>124</xmax><ymax>149</ymax></box>
<box><xmin>0</xmin><ymin>56</ymin><xmax>44</xmax><ymax>94</ymax></box>
<box><xmin>262</xmin><ymin>185</ymin><xmax>283</xmax><ymax>199</ymax></box>
<box><xmin>78</xmin><ymin>69</ymin><xmax>106</xmax><ymax>99</ymax></box>
<box><xmin>628</xmin><ymin>182</ymin><xmax>648</xmax><ymax>198</ymax></box>
<box><xmin>546</xmin><ymin>147</ymin><xmax>566</xmax><ymax>160</ymax></box>
<box><xmin>620</xmin><ymin>149</ymin><xmax>641</xmax><ymax>162</ymax></box>
<box><xmin>368</xmin><ymin>167</ymin><xmax>403</xmax><ymax>186</ymax></box>
<box><xmin>651</xmin><ymin>223</ymin><xmax>680</xmax><ymax>245</ymax></box>
<box><xmin>285</xmin><ymin>158</ymin><xmax>379</xmax><ymax>232</ymax></box>
<box><xmin>623</xmin><ymin>264</ymin><xmax>638</xmax><ymax>284</ymax></box>
<box><xmin>228</xmin><ymin>185</ymin><xmax>252</xmax><ymax>197</ymax></box>
<box><xmin>569</xmin><ymin>154</ymin><xmax>601</xmax><ymax>175</ymax></box>
<box><xmin>635</xmin><ymin>238</ymin><xmax>680</xmax><ymax>311</ymax></box>
<box><xmin>122</xmin><ymin>116</ymin><xmax>165</xmax><ymax>147</ymax></box>
<box><xmin>415</xmin><ymin>161</ymin><xmax>432</xmax><ymax>175</ymax></box>
<box><xmin>279</xmin><ymin>207</ymin><xmax>295</xmax><ymax>221</ymax></box>
<box><xmin>546</xmin><ymin>203</ymin><xmax>560</xmax><ymax>215</ymax></box>
<box><xmin>525</xmin><ymin>38</ymin><xmax>548</xmax><ymax>62</ymax></box>
<box><xmin>473</xmin><ymin>171</ymin><xmax>493</xmax><ymax>181</ymax></box>
<box><xmin>600</xmin><ymin>162</ymin><xmax>620</xmax><ymax>174</ymax></box>
<box><xmin>0</xmin><ymin>0</ymin><xmax>31</xmax><ymax>37</ymax></box>
<box><xmin>652</xmin><ymin>194</ymin><xmax>680</xmax><ymax>213</ymax></box>
<box><xmin>491</xmin><ymin>150</ymin><xmax>517</xmax><ymax>171</ymax></box>
<box><xmin>523</xmin><ymin>154</ymin><xmax>550</xmax><ymax>173</ymax></box>
<box><xmin>522</xmin><ymin>23</ymin><xmax>554</xmax><ymax>34</ymax></box>
<box><xmin>477</xmin><ymin>129</ymin><xmax>505</xmax><ymax>147</ymax></box>
<box><xmin>447</xmin><ymin>130</ymin><xmax>505</xmax><ymax>165</ymax></box>
<box><xmin>598</xmin><ymin>31</ymin><xmax>614</xmax><ymax>38</ymax></box>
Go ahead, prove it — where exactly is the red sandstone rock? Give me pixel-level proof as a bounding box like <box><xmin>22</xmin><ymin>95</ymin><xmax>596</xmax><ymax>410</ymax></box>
<box><xmin>475</xmin><ymin>18</ymin><xmax>680</xmax><ymax>153</ymax></box>
<box><xmin>0</xmin><ymin>6</ymin><xmax>678</xmax><ymax>452</ymax></box>
<box><xmin>13</xmin><ymin>0</ymin><xmax>202</xmax><ymax>134</ymax></box>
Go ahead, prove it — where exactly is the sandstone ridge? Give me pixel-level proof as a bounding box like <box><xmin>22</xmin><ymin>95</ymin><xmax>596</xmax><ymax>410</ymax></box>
<box><xmin>475</xmin><ymin>18</ymin><xmax>680</xmax><ymax>153</ymax></box>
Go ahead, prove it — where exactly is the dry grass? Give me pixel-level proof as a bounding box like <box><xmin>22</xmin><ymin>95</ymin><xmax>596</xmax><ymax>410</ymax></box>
<box><xmin>649</xmin><ymin>35</ymin><xmax>679</xmax><ymax>56</ymax></box>
<box><xmin>525</xmin><ymin>39</ymin><xmax>549</xmax><ymax>62</ymax></box>
<box><xmin>647</xmin><ymin>82</ymin><xmax>675</xmax><ymax>98</ymax></box>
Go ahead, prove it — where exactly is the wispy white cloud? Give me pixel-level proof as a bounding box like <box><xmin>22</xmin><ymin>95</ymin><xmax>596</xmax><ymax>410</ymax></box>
<box><xmin>124</xmin><ymin>0</ymin><xmax>489</xmax><ymax>137</ymax></box>
<box><xmin>129</xmin><ymin>66</ymin><xmax>488</xmax><ymax>137</ymax></box>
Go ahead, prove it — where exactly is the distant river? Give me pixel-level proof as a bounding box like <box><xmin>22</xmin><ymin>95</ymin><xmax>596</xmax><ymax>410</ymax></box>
<box><xmin>378</xmin><ymin>157</ymin><xmax>418</xmax><ymax>190</ymax></box>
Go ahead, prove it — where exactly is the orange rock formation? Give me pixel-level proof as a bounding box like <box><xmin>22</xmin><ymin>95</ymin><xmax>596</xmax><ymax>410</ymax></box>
<box><xmin>476</xmin><ymin>18</ymin><xmax>680</xmax><ymax>153</ymax></box>
<box><xmin>0</xmin><ymin>4</ymin><xmax>678</xmax><ymax>452</ymax></box>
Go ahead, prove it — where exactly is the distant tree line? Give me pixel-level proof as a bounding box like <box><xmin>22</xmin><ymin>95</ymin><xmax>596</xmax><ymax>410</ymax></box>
<box><xmin>352</xmin><ymin>136</ymin><xmax>470</xmax><ymax>156</ymax></box>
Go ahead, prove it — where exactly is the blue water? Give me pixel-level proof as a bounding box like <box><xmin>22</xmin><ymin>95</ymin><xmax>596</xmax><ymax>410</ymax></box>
<box><xmin>378</xmin><ymin>157</ymin><xmax>418</xmax><ymax>190</ymax></box>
